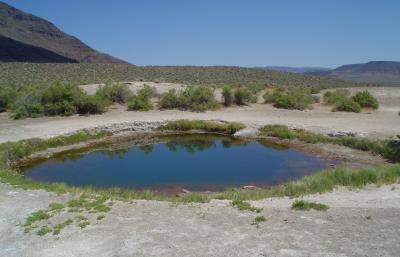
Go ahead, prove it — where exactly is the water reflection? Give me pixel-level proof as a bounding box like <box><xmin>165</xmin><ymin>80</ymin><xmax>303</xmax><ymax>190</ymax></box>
<box><xmin>22</xmin><ymin>134</ymin><xmax>334</xmax><ymax>191</ymax></box>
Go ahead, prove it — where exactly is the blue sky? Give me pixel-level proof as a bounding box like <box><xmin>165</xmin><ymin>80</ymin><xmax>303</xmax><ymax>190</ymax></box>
<box><xmin>3</xmin><ymin>0</ymin><xmax>400</xmax><ymax>67</ymax></box>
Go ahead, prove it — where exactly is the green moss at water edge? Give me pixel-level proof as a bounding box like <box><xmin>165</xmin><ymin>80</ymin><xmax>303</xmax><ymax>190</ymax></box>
<box><xmin>259</xmin><ymin>124</ymin><xmax>400</xmax><ymax>162</ymax></box>
<box><xmin>1</xmin><ymin>164</ymin><xmax>400</xmax><ymax>202</ymax></box>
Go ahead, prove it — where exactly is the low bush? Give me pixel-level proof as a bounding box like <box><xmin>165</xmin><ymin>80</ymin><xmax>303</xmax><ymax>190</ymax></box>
<box><xmin>222</xmin><ymin>86</ymin><xmax>233</xmax><ymax>106</ymax></box>
<box><xmin>333</xmin><ymin>98</ymin><xmax>361</xmax><ymax>113</ymax></box>
<box><xmin>127</xmin><ymin>84</ymin><xmax>155</xmax><ymax>111</ymax></box>
<box><xmin>76</xmin><ymin>95</ymin><xmax>108</xmax><ymax>115</ymax></box>
<box><xmin>96</xmin><ymin>82</ymin><xmax>131</xmax><ymax>104</ymax></box>
<box><xmin>233</xmin><ymin>87</ymin><xmax>252</xmax><ymax>105</ymax></box>
<box><xmin>159</xmin><ymin>86</ymin><xmax>218</xmax><ymax>112</ymax></box>
<box><xmin>264</xmin><ymin>87</ymin><xmax>315</xmax><ymax>110</ymax></box>
<box><xmin>352</xmin><ymin>90</ymin><xmax>379</xmax><ymax>109</ymax></box>
<box><xmin>158</xmin><ymin>120</ymin><xmax>245</xmax><ymax>135</ymax></box>
<box><xmin>6</xmin><ymin>82</ymin><xmax>109</xmax><ymax>119</ymax></box>
<box><xmin>323</xmin><ymin>89</ymin><xmax>350</xmax><ymax>105</ymax></box>
<box><xmin>127</xmin><ymin>97</ymin><xmax>152</xmax><ymax>111</ymax></box>
<box><xmin>324</xmin><ymin>89</ymin><xmax>378</xmax><ymax>113</ymax></box>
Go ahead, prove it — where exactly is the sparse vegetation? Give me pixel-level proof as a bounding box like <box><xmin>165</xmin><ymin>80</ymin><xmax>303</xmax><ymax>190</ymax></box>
<box><xmin>222</xmin><ymin>85</ymin><xmax>233</xmax><ymax>106</ymax></box>
<box><xmin>291</xmin><ymin>200</ymin><xmax>329</xmax><ymax>211</ymax></box>
<box><xmin>158</xmin><ymin>120</ymin><xmax>245</xmax><ymax>135</ymax></box>
<box><xmin>36</xmin><ymin>226</ymin><xmax>52</xmax><ymax>236</ymax></box>
<box><xmin>67</xmin><ymin>195</ymin><xmax>111</xmax><ymax>213</ymax></box>
<box><xmin>252</xmin><ymin>215</ymin><xmax>266</xmax><ymax>226</ymax></box>
<box><xmin>323</xmin><ymin>89</ymin><xmax>378</xmax><ymax>113</ymax></box>
<box><xmin>0</xmin><ymin>63</ymin><xmax>368</xmax><ymax>88</ymax></box>
<box><xmin>0</xmin><ymin>82</ymin><xmax>109</xmax><ymax>119</ymax></box>
<box><xmin>96</xmin><ymin>215</ymin><xmax>105</xmax><ymax>220</ymax></box>
<box><xmin>263</xmin><ymin>87</ymin><xmax>316</xmax><ymax>110</ymax></box>
<box><xmin>24</xmin><ymin>210</ymin><xmax>50</xmax><ymax>226</ymax></box>
<box><xmin>233</xmin><ymin>87</ymin><xmax>252</xmax><ymax>105</ymax></box>
<box><xmin>352</xmin><ymin>90</ymin><xmax>379</xmax><ymax>109</ymax></box>
<box><xmin>49</xmin><ymin>202</ymin><xmax>65</xmax><ymax>211</ymax></box>
<box><xmin>53</xmin><ymin>219</ymin><xmax>73</xmax><ymax>235</ymax></box>
<box><xmin>260</xmin><ymin>125</ymin><xmax>400</xmax><ymax>162</ymax></box>
<box><xmin>96</xmin><ymin>81</ymin><xmax>131</xmax><ymax>104</ymax></box>
<box><xmin>127</xmin><ymin>84</ymin><xmax>155</xmax><ymax>111</ymax></box>
<box><xmin>333</xmin><ymin>98</ymin><xmax>361</xmax><ymax>113</ymax></box>
<box><xmin>0</xmin><ymin>130</ymin><xmax>111</xmax><ymax>169</ymax></box>
<box><xmin>159</xmin><ymin>85</ymin><xmax>218</xmax><ymax>112</ymax></box>
<box><xmin>231</xmin><ymin>200</ymin><xmax>262</xmax><ymax>212</ymax></box>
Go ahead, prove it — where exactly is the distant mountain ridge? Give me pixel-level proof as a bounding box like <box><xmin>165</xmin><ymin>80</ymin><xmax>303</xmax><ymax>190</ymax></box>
<box><xmin>259</xmin><ymin>66</ymin><xmax>331</xmax><ymax>74</ymax></box>
<box><xmin>308</xmin><ymin>61</ymin><xmax>400</xmax><ymax>84</ymax></box>
<box><xmin>0</xmin><ymin>1</ymin><xmax>129</xmax><ymax>64</ymax></box>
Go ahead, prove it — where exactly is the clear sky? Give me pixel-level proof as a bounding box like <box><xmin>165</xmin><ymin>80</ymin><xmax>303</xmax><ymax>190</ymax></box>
<box><xmin>3</xmin><ymin>0</ymin><xmax>400</xmax><ymax>67</ymax></box>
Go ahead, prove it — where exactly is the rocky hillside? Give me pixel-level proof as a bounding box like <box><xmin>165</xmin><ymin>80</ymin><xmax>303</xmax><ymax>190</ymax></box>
<box><xmin>309</xmin><ymin>61</ymin><xmax>400</xmax><ymax>84</ymax></box>
<box><xmin>0</xmin><ymin>1</ymin><xmax>128</xmax><ymax>64</ymax></box>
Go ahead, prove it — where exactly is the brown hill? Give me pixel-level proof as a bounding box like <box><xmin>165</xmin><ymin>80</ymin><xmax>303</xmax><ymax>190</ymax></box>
<box><xmin>0</xmin><ymin>1</ymin><xmax>129</xmax><ymax>64</ymax></box>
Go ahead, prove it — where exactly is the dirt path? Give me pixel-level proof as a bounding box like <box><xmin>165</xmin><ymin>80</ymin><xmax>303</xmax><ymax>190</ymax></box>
<box><xmin>0</xmin><ymin>102</ymin><xmax>399</xmax><ymax>143</ymax></box>
<box><xmin>1</xmin><ymin>182</ymin><xmax>399</xmax><ymax>257</ymax></box>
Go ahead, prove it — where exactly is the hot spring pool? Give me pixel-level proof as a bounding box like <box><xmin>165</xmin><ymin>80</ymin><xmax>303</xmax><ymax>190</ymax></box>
<box><xmin>21</xmin><ymin>134</ymin><xmax>335</xmax><ymax>191</ymax></box>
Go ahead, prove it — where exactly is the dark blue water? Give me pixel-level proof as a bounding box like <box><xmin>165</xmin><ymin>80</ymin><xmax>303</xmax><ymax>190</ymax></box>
<box><xmin>22</xmin><ymin>135</ymin><xmax>332</xmax><ymax>191</ymax></box>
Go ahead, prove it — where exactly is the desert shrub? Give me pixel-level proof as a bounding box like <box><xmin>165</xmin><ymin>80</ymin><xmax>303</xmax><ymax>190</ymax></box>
<box><xmin>234</xmin><ymin>87</ymin><xmax>252</xmax><ymax>105</ymax></box>
<box><xmin>137</xmin><ymin>84</ymin><xmax>156</xmax><ymax>100</ymax></box>
<box><xmin>44</xmin><ymin>101</ymin><xmax>76</xmax><ymax>116</ymax></box>
<box><xmin>96</xmin><ymin>82</ymin><xmax>131</xmax><ymax>103</ymax></box>
<box><xmin>0</xmin><ymin>86</ymin><xmax>13</xmax><ymax>112</ymax></box>
<box><xmin>272</xmin><ymin>87</ymin><xmax>315</xmax><ymax>110</ymax></box>
<box><xmin>333</xmin><ymin>98</ymin><xmax>361</xmax><ymax>113</ymax></box>
<box><xmin>10</xmin><ymin>104</ymin><xmax>44</xmax><ymax>119</ymax></box>
<box><xmin>222</xmin><ymin>86</ymin><xmax>233</xmax><ymax>106</ymax></box>
<box><xmin>159</xmin><ymin>86</ymin><xmax>218</xmax><ymax>112</ymax></box>
<box><xmin>76</xmin><ymin>95</ymin><xmax>107</xmax><ymax>115</ymax></box>
<box><xmin>42</xmin><ymin>83</ymin><xmax>81</xmax><ymax>105</ymax></box>
<box><xmin>159</xmin><ymin>89</ymin><xmax>180</xmax><ymax>109</ymax></box>
<box><xmin>352</xmin><ymin>90</ymin><xmax>379</xmax><ymax>109</ymax></box>
<box><xmin>7</xmin><ymin>83</ymin><xmax>109</xmax><ymax>119</ymax></box>
<box><xmin>323</xmin><ymin>89</ymin><xmax>350</xmax><ymax>105</ymax></box>
<box><xmin>127</xmin><ymin>97</ymin><xmax>152</xmax><ymax>111</ymax></box>
<box><xmin>127</xmin><ymin>84</ymin><xmax>155</xmax><ymax>111</ymax></box>
<box><xmin>263</xmin><ymin>88</ymin><xmax>283</xmax><ymax>104</ymax></box>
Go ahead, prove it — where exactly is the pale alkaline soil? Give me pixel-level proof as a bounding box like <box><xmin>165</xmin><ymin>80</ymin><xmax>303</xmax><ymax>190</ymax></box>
<box><xmin>0</xmin><ymin>182</ymin><xmax>399</xmax><ymax>257</ymax></box>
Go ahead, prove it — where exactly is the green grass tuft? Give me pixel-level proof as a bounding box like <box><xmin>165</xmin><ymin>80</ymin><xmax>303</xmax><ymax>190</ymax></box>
<box><xmin>53</xmin><ymin>219</ymin><xmax>73</xmax><ymax>235</ymax></box>
<box><xmin>158</xmin><ymin>120</ymin><xmax>245</xmax><ymax>135</ymax></box>
<box><xmin>232</xmin><ymin>200</ymin><xmax>263</xmax><ymax>213</ymax></box>
<box><xmin>291</xmin><ymin>200</ymin><xmax>329</xmax><ymax>211</ymax></box>
<box><xmin>49</xmin><ymin>202</ymin><xmax>65</xmax><ymax>211</ymax></box>
<box><xmin>252</xmin><ymin>215</ymin><xmax>266</xmax><ymax>225</ymax></box>
<box><xmin>36</xmin><ymin>226</ymin><xmax>52</xmax><ymax>236</ymax></box>
<box><xmin>96</xmin><ymin>215</ymin><xmax>105</xmax><ymax>220</ymax></box>
<box><xmin>24</xmin><ymin>210</ymin><xmax>50</xmax><ymax>227</ymax></box>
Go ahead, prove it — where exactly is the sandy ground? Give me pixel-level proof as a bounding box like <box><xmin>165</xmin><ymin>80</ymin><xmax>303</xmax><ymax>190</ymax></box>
<box><xmin>0</xmin><ymin>102</ymin><xmax>399</xmax><ymax>143</ymax></box>
<box><xmin>0</xmin><ymin>182</ymin><xmax>399</xmax><ymax>257</ymax></box>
